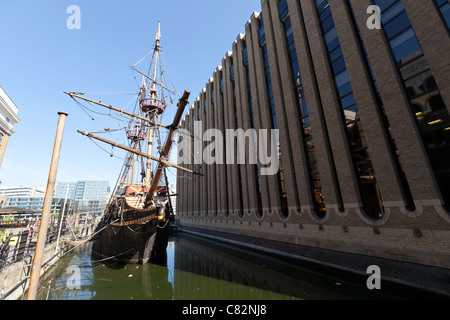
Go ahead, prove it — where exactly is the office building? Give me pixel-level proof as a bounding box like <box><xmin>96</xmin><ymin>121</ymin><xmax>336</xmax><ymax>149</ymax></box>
<box><xmin>177</xmin><ymin>0</ymin><xmax>450</xmax><ymax>273</ymax></box>
<box><xmin>0</xmin><ymin>186</ymin><xmax>45</xmax><ymax>198</ymax></box>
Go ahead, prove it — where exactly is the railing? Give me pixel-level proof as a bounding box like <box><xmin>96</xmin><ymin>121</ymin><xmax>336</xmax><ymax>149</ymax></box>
<box><xmin>0</xmin><ymin>214</ymin><xmax>99</xmax><ymax>273</ymax></box>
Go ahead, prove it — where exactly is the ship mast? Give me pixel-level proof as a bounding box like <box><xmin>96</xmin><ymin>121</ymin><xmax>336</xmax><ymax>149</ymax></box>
<box><xmin>145</xmin><ymin>21</ymin><xmax>162</xmax><ymax>187</ymax></box>
<box><xmin>71</xmin><ymin>21</ymin><xmax>196</xmax><ymax>207</ymax></box>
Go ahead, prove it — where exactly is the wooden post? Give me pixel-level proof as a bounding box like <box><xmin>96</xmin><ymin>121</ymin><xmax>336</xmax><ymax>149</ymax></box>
<box><xmin>26</xmin><ymin>111</ymin><xmax>68</xmax><ymax>300</ymax></box>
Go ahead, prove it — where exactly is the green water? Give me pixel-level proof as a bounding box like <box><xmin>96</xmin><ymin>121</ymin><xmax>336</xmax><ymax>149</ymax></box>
<box><xmin>34</xmin><ymin>234</ymin><xmax>402</xmax><ymax>300</ymax></box>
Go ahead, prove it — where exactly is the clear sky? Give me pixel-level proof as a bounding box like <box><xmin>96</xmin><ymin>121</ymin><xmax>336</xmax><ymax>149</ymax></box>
<box><xmin>0</xmin><ymin>0</ymin><xmax>262</xmax><ymax>189</ymax></box>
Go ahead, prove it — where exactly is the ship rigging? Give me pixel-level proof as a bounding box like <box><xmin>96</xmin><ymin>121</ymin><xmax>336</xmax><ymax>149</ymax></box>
<box><xmin>65</xmin><ymin>22</ymin><xmax>194</xmax><ymax>264</ymax></box>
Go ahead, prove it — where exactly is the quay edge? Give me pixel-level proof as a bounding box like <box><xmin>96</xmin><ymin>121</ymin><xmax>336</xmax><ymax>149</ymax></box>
<box><xmin>178</xmin><ymin>226</ymin><xmax>450</xmax><ymax>299</ymax></box>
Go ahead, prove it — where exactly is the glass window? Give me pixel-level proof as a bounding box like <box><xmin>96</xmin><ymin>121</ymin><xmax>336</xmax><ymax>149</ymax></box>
<box><xmin>375</xmin><ymin>0</ymin><xmax>450</xmax><ymax>210</ymax></box>
<box><xmin>389</xmin><ymin>28</ymin><xmax>421</xmax><ymax>64</ymax></box>
<box><xmin>435</xmin><ymin>0</ymin><xmax>450</xmax><ymax>30</ymax></box>
<box><xmin>278</xmin><ymin>0</ymin><xmax>289</xmax><ymax>19</ymax></box>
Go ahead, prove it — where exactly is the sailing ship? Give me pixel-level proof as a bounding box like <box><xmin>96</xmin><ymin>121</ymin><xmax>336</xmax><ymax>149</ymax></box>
<box><xmin>65</xmin><ymin>22</ymin><xmax>195</xmax><ymax>264</ymax></box>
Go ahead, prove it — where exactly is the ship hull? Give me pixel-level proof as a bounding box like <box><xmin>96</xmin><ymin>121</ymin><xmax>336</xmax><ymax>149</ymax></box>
<box><xmin>91</xmin><ymin>209</ymin><xmax>170</xmax><ymax>265</ymax></box>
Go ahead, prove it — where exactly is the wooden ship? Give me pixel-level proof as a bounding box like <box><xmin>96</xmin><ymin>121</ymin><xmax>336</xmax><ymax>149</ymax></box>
<box><xmin>65</xmin><ymin>22</ymin><xmax>196</xmax><ymax>264</ymax></box>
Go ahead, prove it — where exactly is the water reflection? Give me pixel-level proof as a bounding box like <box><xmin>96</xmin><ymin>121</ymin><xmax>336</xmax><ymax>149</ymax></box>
<box><xmin>36</xmin><ymin>235</ymin><xmax>398</xmax><ymax>300</ymax></box>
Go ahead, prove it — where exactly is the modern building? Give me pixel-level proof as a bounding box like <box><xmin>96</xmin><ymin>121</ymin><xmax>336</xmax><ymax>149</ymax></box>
<box><xmin>4</xmin><ymin>197</ymin><xmax>64</xmax><ymax>212</ymax></box>
<box><xmin>53</xmin><ymin>180</ymin><xmax>110</xmax><ymax>214</ymax></box>
<box><xmin>53</xmin><ymin>182</ymin><xmax>77</xmax><ymax>199</ymax></box>
<box><xmin>0</xmin><ymin>186</ymin><xmax>45</xmax><ymax>198</ymax></box>
<box><xmin>176</xmin><ymin>0</ymin><xmax>450</xmax><ymax>288</ymax></box>
<box><xmin>0</xmin><ymin>86</ymin><xmax>20</xmax><ymax>169</ymax></box>
<box><xmin>54</xmin><ymin>180</ymin><xmax>110</xmax><ymax>202</ymax></box>
<box><xmin>74</xmin><ymin>180</ymin><xmax>110</xmax><ymax>202</ymax></box>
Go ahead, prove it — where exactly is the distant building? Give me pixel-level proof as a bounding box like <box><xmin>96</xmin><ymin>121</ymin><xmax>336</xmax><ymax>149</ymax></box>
<box><xmin>53</xmin><ymin>182</ymin><xmax>77</xmax><ymax>199</ymax></box>
<box><xmin>5</xmin><ymin>197</ymin><xmax>63</xmax><ymax>212</ymax></box>
<box><xmin>74</xmin><ymin>180</ymin><xmax>110</xmax><ymax>201</ymax></box>
<box><xmin>0</xmin><ymin>86</ymin><xmax>20</xmax><ymax>169</ymax></box>
<box><xmin>54</xmin><ymin>180</ymin><xmax>110</xmax><ymax>201</ymax></box>
<box><xmin>0</xmin><ymin>186</ymin><xmax>45</xmax><ymax>198</ymax></box>
<box><xmin>53</xmin><ymin>180</ymin><xmax>110</xmax><ymax>213</ymax></box>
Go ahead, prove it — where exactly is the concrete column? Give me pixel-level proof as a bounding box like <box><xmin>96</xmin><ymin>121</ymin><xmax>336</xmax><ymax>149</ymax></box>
<box><xmin>200</xmin><ymin>90</ymin><xmax>209</xmax><ymax>217</ymax></box>
<box><xmin>246</xmin><ymin>13</ymin><xmax>281</xmax><ymax>218</ymax></box>
<box><xmin>192</xmin><ymin>101</ymin><xmax>199</xmax><ymax>217</ymax></box>
<box><xmin>206</xmin><ymin>80</ymin><xmax>217</xmax><ymax>217</ymax></box>
<box><xmin>213</xmin><ymin>68</ymin><xmax>227</xmax><ymax>218</ymax></box>
<box><xmin>223</xmin><ymin>53</ymin><xmax>240</xmax><ymax>217</ymax></box>
<box><xmin>268</xmin><ymin>0</ymin><xmax>315</xmax><ymax>219</ymax></box>
<box><xmin>261</xmin><ymin>0</ymin><xmax>301</xmax><ymax>219</ymax></box>
<box><xmin>287</xmin><ymin>0</ymin><xmax>343</xmax><ymax>216</ymax></box>
<box><xmin>232</xmin><ymin>37</ymin><xmax>254</xmax><ymax>218</ymax></box>
<box><xmin>195</xmin><ymin>98</ymin><xmax>203</xmax><ymax>218</ymax></box>
<box><xmin>187</xmin><ymin>110</ymin><xmax>193</xmax><ymax>217</ymax></box>
<box><xmin>221</xmin><ymin>56</ymin><xmax>232</xmax><ymax>219</ymax></box>
<box><xmin>328</xmin><ymin>0</ymin><xmax>407</xmax><ymax>209</ymax></box>
<box><xmin>350</xmin><ymin>0</ymin><xmax>442</xmax><ymax>205</ymax></box>
<box><xmin>300</xmin><ymin>0</ymin><xmax>363</xmax><ymax>209</ymax></box>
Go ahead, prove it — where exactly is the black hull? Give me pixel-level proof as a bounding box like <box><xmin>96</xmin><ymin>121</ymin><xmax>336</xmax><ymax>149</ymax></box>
<box><xmin>91</xmin><ymin>211</ymin><xmax>171</xmax><ymax>265</ymax></box>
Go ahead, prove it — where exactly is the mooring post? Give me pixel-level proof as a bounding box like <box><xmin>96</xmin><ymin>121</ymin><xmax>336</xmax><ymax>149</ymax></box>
<box><xmin>26</xmin><ymin>111</ymin><xmax>68</xmax><ymax>300</ymax></box>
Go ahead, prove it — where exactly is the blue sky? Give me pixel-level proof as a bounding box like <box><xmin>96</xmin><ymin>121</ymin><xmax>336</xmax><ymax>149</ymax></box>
<box><xmin>0</xmin><ymin>0</ymin><xmax>262</xmax><ymax>189</ymax></box>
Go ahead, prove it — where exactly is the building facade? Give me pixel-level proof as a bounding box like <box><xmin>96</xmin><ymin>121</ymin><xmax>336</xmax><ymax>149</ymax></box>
<box><xmin>54</xmin><ymin>180</ymin><xmax>110</xmax><ymax>202</ymax></box>
<box><xmin>5</xmin><ymin>197</ymin><xmax>64</xmax><ymax>212</ymax></box>
<box><xmin>176</xmin><ymin>0</ymin><xmax>450</xmax><ymax>275</ymax></box>
<box><xmin>53</xmin><ymin>180</ymin><xmax>110</xmax><ymax>212</ymax></box>
<box><xmin>0</xmin><ymin>186</ymin><xmax>45</xmax><ymax>199</ymax></box>
<box><xmin>0</xmin><ymin>86</ymin><xmax>20</xmax><ymax>169</ymax></box>
<box><xmin>53</xmin><ymin>182</ymin><xmax>77</xmax><ymax>199</ymax></box>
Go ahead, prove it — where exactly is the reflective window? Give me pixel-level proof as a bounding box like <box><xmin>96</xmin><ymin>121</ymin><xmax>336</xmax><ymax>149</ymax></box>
<box><xmin>435</xmin><ymin>0</ymin><xmax>450</xmax><ymax>30</ymax></box>
<box><xmin>315</xmin><ymin>0</ymin><xmax>384</xmax><ymax>219</ymax></box>
<box><xmin>374</xmin><ymin>0</ymin><xmax>450</xmax><ymax>210</ymax></box>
